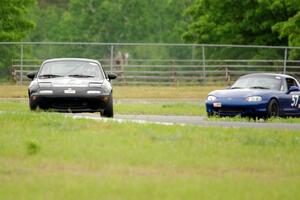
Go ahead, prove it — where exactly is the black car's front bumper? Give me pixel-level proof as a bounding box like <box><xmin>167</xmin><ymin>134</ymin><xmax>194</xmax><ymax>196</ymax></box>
<box><xmin>30</xmin><ymin>87</ymin><xmax>111</xmax><ymax>112</ymax></box>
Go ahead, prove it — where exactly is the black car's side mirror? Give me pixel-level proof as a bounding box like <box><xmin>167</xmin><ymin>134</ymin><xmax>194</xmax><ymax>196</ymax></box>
<box><xmin>27</xmin><ymin>72</ymin><xmax>37</xmax><ymax>80</ymax></box>
<box><xmin>287</xmin><ymin>86</ymin><xmax>300</xmax><ymax>94</ymax></box>
<box><xmin>107</xmin><ymin>73</ymin><xmax>117</xmax><ymax>80</ymax></box>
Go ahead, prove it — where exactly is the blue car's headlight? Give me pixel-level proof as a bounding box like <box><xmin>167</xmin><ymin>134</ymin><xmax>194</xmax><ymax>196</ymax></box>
<box><xmin>246</xmin><ymin>96</ymin><xmax>262</xmax><ymax>102</ymax></box>
<box><xmin>207</xmin><ymin>95</ymin><xmax>217</xmax><ymax>101</ymax></box>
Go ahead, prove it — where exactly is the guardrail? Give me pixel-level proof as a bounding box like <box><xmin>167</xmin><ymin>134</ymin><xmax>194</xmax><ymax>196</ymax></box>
<box><xmin>2</xmin><ymin>42</ymin><xmax>300</xmax><ymax>85</ymax></box>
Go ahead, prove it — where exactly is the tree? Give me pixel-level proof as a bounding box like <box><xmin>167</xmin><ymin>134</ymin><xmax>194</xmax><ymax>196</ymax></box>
<box><xmin>29</xmin><ymin>0</ymin><xmax>192</xmax><ymax>59</ymax></box>
<box><xmin>273</xmin><ymin>11</ymin><xmax>300</xmax><ymax>47</ymax></box>
<box><xmin>28</xmin><ymin>5</ymin><xmax>65</xmax><ymax>42</ymax></box>
<box><xmin>0</xmin><ymin>0</ymin><xmax>36</xmax><ymax>41</ymax></box>
<box><xmin>0</xmin><ymin>0</ymin><xmax>36</xmax><ymax>78</ymax></box>
<box><xmin>51</xmin><ymin>0</ymin><xmax>189</xmax><ymax>43</ymax></box>
<box><xmin>183</xmin><ymin>0</ymin><xmax>300</xmax><ymax>46</ymax></box>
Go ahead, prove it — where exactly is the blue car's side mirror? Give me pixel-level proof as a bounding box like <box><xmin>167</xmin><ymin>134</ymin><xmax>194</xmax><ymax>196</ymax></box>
<box><xmin>288</xmin><ymin>86</ymin><xmax>300</xmax><ymax>94</ymax></box>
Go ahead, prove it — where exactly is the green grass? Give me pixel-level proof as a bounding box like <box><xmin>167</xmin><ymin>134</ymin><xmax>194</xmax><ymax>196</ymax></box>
<box><xmin>207</xmin><ymin>115</ymin><xmax>300</xmax><ymax>123</ymax></box>
<box><xmin>0</xmin><ymin>100</ymin><xmax>28</xmax><ymax>111</ymax></box>
<box><xmin>2</xmin><ymin>100</ymin><xmax>300</xmax><ymax>123</ymax></box>
<box><xmin>116</xmin><ymin>102</ymin><xmax>206</xmax><ymax>116</ymax></box>
<box><xmin>0</xmin><ymin>102</ymin><xmax>300</xmax><ymax>199</ymax></box>
<box><xmin>0</xmin><ymin>99</ymin><xmax>205</xmax><ymax>116</ymax></box>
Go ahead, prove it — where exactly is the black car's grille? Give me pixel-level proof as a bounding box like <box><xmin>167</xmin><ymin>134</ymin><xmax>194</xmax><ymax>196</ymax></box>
<box><xmin>40</xmin><ymin>97</ymin><xmax>101</xmax><ymax>110</ymax></box>
<box><xmin>51</xmin><ymin>99</ymin><xmax>89</xmax><ymax>109</ymax></box>
<box><xmin>219</xmin><ymin>107</ymin><xmax>244</xmax><ymax>113</ymax></box>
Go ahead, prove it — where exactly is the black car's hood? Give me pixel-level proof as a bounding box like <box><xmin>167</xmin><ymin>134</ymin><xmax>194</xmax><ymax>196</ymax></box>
<box><xmin>38</xmin><ymin>77</ymin><xmax>103</xmax><ymax>87</ymax></box>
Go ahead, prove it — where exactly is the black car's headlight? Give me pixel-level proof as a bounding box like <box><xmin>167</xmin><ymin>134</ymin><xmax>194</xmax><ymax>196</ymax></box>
<box><xmin>38</xmin><ymin>82</ymin><xmax>52</xmax><ymax>87</ymax></box>
<box><xmin>39</xmin><ymin>90</ymin><xmax>53</xmax><ymax>94</ymax></box>
<box><xmin>246</xmin><ymin>96</ymin><xmax>262</xmax><ymax>102</ymax></box>
<box><xmin>207</xmin><ymin>95</ymin><xmax>217</xmax><ymax>101</ymax></box>
<box><xmin>87</xmin><ymin>90</ymin><xmax>101</xmax><ymax>94</ymax></box>
<box><xmin>89</xmin><ymin>82</ymin><xmax>102</xmax><ymax>88</ymax></box>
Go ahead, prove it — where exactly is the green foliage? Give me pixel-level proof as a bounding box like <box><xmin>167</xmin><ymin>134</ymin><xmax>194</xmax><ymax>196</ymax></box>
<box><xmin>1</xmin><ymin>0</ymin><xmax>300</xmax><ymax>80</ymax></box>
<box><xmin>0</xmin><ymin>0</ymin><xmax>36</xmax><ymax>41</ymax></box>
<box><xmin>276</xmin><ymin>12</ymin><xmax>300</xmax><ymax>45</ymax></box>
<box><xmin>21</xmin><ymin>0</ymin><xmax>193</xmax><ymax>67</ymax></box>
<box><xmin>183</xmin><ymin>0</ymin><xmax>300</xmax><ymax>46</ymax></box>
<box><xmin>273</xmin><ymin>5</ymin><xmax>300</xmax><ymax>58</ymax></box>
<box><xmin>0</xmin><ymin>0</ymin><xmax>36</xmax><ymax>78</ymax></box>
<box><xmin>27</xmin><ymin>0</ymin><xmax>190</xmax><ymax>43</ymax></box>
<box><xmin>0</xmin><ymin>45</ymin><xmax>19</xmax><ymax>77</ymax></box>
<box><xmin>28</xmin><ymin>5</ymin><xmax>64</xmax><ymax>42</ymax></box>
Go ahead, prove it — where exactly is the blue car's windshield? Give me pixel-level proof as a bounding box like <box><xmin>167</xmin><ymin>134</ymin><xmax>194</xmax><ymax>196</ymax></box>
<box><xmin>231</xmin><ymin>75</ymin><xmax>282</xmax><ymax>91</ymax></box>
<box><xmin>39</xmin><ymin>61</ymin><xmax>104</xmax><ymax>79</ymax></box>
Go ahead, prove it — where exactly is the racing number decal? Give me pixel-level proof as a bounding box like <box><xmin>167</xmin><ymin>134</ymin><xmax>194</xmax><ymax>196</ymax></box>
<box><xmin>291</xmin><ymin>95</ymin><xmax>299</xmax><ymax>107</ymax></box>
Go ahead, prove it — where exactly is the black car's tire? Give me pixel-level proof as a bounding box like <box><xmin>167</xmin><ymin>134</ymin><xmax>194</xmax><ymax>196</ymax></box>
<box><xmin>29</xmin><ymin>96</ymin><xmax>38</xmax><ymax>111</ymax></box>
<box><xmin>266</xmin><ymin>99</ymin><xmax>279</xmax><ymax>118</ymax></box>
<box><xmin>102</xmin><ymin>95</ymin><xmax>113</xmax><ymax>118</ymax></box>
<box><xmin>207</xmin><ymin>112</ymin><xmax>214</xmax><ymax>117</ymax></box>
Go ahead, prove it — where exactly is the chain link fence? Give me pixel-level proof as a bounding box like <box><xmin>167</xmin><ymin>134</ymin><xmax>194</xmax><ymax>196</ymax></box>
<box><xmin>1</xmin><ymin>42</ymin><xmax>299</xmax><ymax>85</ymax></box>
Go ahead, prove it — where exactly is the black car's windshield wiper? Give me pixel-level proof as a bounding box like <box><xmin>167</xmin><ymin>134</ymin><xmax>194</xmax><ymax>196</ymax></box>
<box><xmin>249</xmin><ymin>86</ymin><xmax>270</xmax><ymax>89</ymax></box>
<box><xmin>68</xmin><ymin>74</ymin><xmax>95</xmax><ymax>78</ymax></box>
<box><xmin>38</xmin><ymin>74</ymin><xmax>63</xmax><ymax>78</ymax></box>
<box><xmin>231</xmin><ymin>86</ymin><xmax>243</xmax><ymax>89</ymax></box>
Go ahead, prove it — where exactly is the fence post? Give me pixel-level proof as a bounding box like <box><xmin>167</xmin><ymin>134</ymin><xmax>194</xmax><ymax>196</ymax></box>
<box><xmin>202</xmin><ymin>45</ymin><xmax>206</xmax><ymax>79</ymax></box>
<box><xmin>192</xmin><ymin>45</ymin><xmax>195</xmax><ymax>61</ymax></box>
<box><xmin>110</xmin><ymin>45</ymin><xmax>114</xmax><ymax>73</ymax></box>
<box><xmin>225</xmin><ymin>66</ymin><xmax>228</xmax><ymax>82</ymax></box>
<box><xmin>20</xmin><ymin>44</ymin><xmax>24</xmax><ymax>85</ymax></box>
<box><xmin>172</xmin><ymin>59</ymin><xmax>177</xmax><ymax>85</ymax></box>
<box><xmin>283</xmin><ymin>48</ymin><xmax>287</xmax><ymax>74</ymax></box>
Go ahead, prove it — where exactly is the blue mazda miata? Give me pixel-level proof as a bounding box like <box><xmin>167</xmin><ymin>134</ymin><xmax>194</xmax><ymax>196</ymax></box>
<box><xmin>206</xmin><ymin>73</ymin><xmax>300</xmax><ymax>118</ymax></box>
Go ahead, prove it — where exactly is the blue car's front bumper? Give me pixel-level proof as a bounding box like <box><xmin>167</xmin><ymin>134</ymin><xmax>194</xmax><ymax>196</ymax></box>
<box><xmin>205</xmin><ymin>99</ymin><xmax>269</xmax><ymax>117</ymax></box>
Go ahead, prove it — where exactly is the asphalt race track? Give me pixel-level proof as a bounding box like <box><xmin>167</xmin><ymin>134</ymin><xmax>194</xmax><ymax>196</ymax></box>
<box><xmin>70</xmin><ymin>113</ymin><xmax>300</xmax><ymax>130</ymax></box>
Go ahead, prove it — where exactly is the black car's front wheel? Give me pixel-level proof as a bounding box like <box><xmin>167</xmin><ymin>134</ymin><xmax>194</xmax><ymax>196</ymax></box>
<box><xmin>101</xmin><ymin>95</ymin><xmax>113</xmax><ymax>118</ymax></box>
<box><xmin>266</xmin><ymin>99</ymin><xmax>279</xmax><ymax>118</ymax></box>
<box><xmin>29</xmin><ymin>96</ymin><xmax>38</xmax><ymax>111</ymax></box>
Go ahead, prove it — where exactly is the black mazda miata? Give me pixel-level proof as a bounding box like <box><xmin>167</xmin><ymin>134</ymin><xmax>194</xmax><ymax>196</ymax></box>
<box><xmin>27</xmin><ymin>58</ymin><xmax>117</xmax><ymax>117</ymax></box>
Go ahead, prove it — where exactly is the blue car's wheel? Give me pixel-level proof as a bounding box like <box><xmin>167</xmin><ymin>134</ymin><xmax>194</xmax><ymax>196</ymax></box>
<box><xmin>267</xmin><ymin>99</ymin><xmax>279</xmax><ymax>118</ymax></box>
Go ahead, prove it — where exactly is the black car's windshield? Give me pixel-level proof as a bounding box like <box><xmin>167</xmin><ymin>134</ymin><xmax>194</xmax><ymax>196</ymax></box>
<box><xmin>38</xmin><ymin>61</ymin><xmax>104</xmax><ymax>79</ymax></box>
<box><xmin>231</xmin><ymin>75</ymin><xmax>282</xmax><ymax>91</ymax></box>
